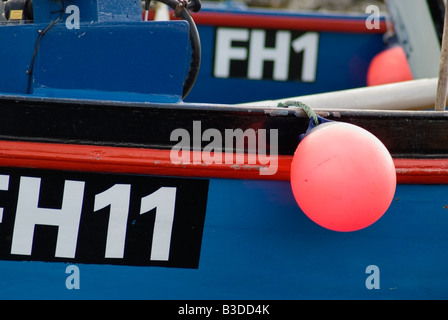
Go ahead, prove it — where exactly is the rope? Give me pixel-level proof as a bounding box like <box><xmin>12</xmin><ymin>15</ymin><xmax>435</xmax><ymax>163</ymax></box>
<box><xmin>158</xmin><ymin>0</ymin><xmax>201</xmax><ymax>99</ymax></box>
<box><xmin>26</xmin><ymin>1</ymin><xmax>65</xmax><ymax>94</ymax></box>
<box><xmin>277</xmin><ymin>101</ymin><xmax>319</xmax><ymax>125</ymax></box>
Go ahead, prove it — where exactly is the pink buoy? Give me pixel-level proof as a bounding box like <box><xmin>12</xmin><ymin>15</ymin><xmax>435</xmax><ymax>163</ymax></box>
<box><xmin>290</xmin><ymin>122</ymin><xmax>396</xmax><ymax>232</ymax></box>
<box><xmin>367</xmin><ymin>45</ymin><xmax>413</xmax><ymax>86</ymax></box>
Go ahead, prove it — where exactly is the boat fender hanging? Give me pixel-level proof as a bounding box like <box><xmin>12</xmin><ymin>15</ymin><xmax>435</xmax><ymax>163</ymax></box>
<box><xmin>367</xmin><ymin>45</ymin><xmax>413</xmax><ymax>86</ymax></box>
<box><xmin>280</xmin><ymin>101</ymin><xmax>397</xmax><ymax>232</ymax></box>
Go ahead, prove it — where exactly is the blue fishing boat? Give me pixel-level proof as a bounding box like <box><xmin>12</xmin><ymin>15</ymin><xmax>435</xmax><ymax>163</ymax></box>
<box><xmin>150</xmin><ymin>0</ymin><xmax>389</xmax><ymax>104</ymax></box>
<box><xmin>0</xmin><ymin>0</ymin><xmax>447</xmax><ymax>301</ymax></box>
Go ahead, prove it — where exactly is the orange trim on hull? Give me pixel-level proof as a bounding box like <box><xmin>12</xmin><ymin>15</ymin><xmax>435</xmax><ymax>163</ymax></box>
<box><xmin>143</xmin><ymin>11</ymin><xmax>387</xmax><ymax>34</ymax></box>
<box><xmin>190</xmin><ymin>12</ymin><xmax>388</xmax><ymax>34</ymax></box>
<box><xmin>0</xmin><ymin>141</ymin><xmax>446</xmax><ymax>184</ymax></box>
<box><xmin>394</xmin><ymin>159</ymin><xmax>448</xmax><ymax>184</ymax></box>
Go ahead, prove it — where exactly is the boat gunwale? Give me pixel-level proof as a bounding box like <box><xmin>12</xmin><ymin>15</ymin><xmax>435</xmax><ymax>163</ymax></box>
<box><xmin>0</xmin><ymin>140</ymin><xmax>445</xmax><ymax>184</ymax></box>
<box><xmin>1</xmin><ymin>93</ymin><xmax>448</xmax><ymax>118</ymax></box>
<box><xmin>146</xmin><ymin>4</ymin><xmax>389</xmax><ymax>34</ymax></box>
<box><xmin>0</xmin><ymin>94</ymin><xmax>447</xmax><ymax>161</ymax></box>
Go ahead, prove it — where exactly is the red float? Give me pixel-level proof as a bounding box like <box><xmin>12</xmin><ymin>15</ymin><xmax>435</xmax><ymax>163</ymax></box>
<box><xmin>290</xmin><ymin>122</ymin><xmax>396</xmax><ymax>232</ymax></box>
<box><xmin>367</xmin><ymin>45</ymin><xmax>413</xmax><ymax>86</ymax></box>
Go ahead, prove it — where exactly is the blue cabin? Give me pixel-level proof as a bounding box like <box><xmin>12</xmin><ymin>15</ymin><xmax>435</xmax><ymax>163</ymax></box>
<box><xmin>0</xmin><ymin>0</ymin><xmax>192</xmax><ymax>102</ymax></box>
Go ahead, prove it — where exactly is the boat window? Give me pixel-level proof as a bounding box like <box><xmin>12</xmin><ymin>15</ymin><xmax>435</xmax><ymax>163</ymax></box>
<box><xmin>1</xmin><ymin>0</ymin><xmax>34</xmax><ymax>24</ymax></box>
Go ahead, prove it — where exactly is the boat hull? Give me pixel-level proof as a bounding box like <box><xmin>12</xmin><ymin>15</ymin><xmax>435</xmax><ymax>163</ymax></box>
<box><xmin>179</xmin><ymin>5</ymin><xmax>388</xmax><ymax>103</ymax></box>
<box><xmin>0</xmin><ymin>176</ymin><xmax>447</xmax><ymax>299</ymax></box>
<box><xmin>0</xmin><ymin>96</ymin><xmax>445</xmax><ymax>299</ymax></box>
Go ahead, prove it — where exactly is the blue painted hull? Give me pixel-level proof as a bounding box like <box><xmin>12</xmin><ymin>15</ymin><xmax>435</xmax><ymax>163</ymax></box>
<box><xmin>185</xmin><ymin>5</ymin><xmax>386</xmax><ymax>104</ymax></box>
<box><xmin>1</xmin><ymin>178</ymin><xmax>447</xmax><ymax>300</ymax></box>
<box><xmin>0</xmin><ymin>0</ymin><xmax>445</xmax><ymax>301</ymax></box>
